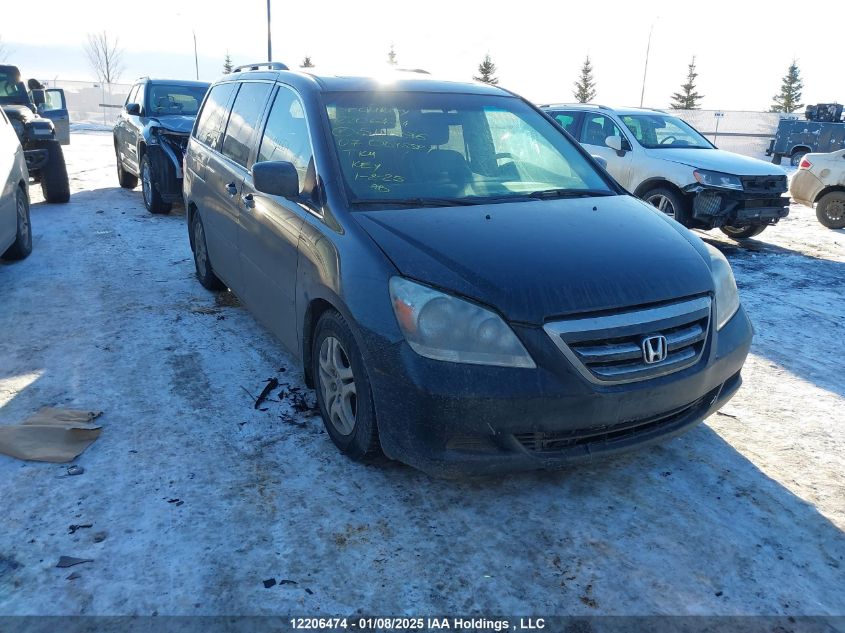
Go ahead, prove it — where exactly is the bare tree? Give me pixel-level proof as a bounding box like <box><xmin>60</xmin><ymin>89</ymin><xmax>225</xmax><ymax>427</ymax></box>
<box><xmin>84</xmin><ymin>31</ymin><xmax>125</xmax><ymax>84</ymax></box>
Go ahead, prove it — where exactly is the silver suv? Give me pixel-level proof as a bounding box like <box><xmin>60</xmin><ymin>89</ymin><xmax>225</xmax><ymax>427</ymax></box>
<box><xmin>542</xmin><ymin>104</ymin><xmax>789</xmax><ymax>239</ymax></box>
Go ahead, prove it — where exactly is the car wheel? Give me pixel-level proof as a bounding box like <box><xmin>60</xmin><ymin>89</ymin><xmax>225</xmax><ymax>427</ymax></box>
<box><xmin>116</xmin><ymin>151</ymin><xmax>138</xmax><ymax>189</ymax></box>
<box><xmin>190</xmin><ymin>211</ymin><xmax>224</xmax><ymax>290</ymax></box>
<box><xmin>31</xmin><ymin>140</ymin><xmax>70</xmax><ymax>203</ymax></box>
<box><xmin>643</xmin><ymin>187</ymin><xmax>690</xmax><ymax>225</ymax></box>
<box><xmin>720</xmin><ymin>224</ymin><xmax>767</xmax><ymax>239</ymax></box>
<box><xmin>790</xmin><ymin>151</ymin><xmax>808</xmax><ymax>167</ymax></box>
<box><xmin>1</xmin><ymin>188</ymin><xmax>33</xmax><ymax>261</ymax></box>
<box><xmin>815</xmin><ymin>191</ymin><xmax>845</xmax><ymax>229</ymax></box>
<box><xmin>140</xmin><ymin>154</ymin><xmax>172</xmax><ymax>214</ymax></box>
<box><xmin>312</xmin><ymin>310</ymin><xmax>382</xmax><ymax>462</ymax></box>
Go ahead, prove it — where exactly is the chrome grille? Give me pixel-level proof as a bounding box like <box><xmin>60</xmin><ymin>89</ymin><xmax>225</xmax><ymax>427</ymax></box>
<box><xmin>544</xmin><ymin>296</ymin><xmax>711</xmax><ymax>384</ymax></box>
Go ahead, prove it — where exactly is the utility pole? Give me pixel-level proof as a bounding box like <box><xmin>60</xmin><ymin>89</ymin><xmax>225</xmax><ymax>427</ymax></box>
<box><xmin>193</xmin><ymin>31</ymin><xmax>199</xmax><ymax>80</ymax></box>
<box><xmin>266</xmin><ymin>0</ymin><xmax>272</xmax><ymax>62</ymax></box>
<box><xmin>639</xmin><ymin>20</ymin><xmax>656</xmax><ymax>107</ymax></box>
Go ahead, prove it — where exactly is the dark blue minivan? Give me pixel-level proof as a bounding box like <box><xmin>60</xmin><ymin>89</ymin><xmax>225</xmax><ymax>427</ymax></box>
<box><xmin>183</xmin><ymin>63</ymin><xmax>752</xmax><ymax>477</ymax></box>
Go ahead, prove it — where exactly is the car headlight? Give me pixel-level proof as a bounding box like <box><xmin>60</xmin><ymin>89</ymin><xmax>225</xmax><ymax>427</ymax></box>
<box><xmin>694</xmin><ymin>169</ymin><xmax>743</xmax><ymax>191</ymax></box>
<box><xmin>705</xmin><ymin>244</ymin><xmax>740</xmax><ymax>329</ymax></box>
<box><xmin>389</xmin><ymin>277</ymin><xmax>536</xmax><ymax>368</ymax></box>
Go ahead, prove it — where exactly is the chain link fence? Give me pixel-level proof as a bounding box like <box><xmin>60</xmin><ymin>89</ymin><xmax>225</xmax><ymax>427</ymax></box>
<box><xmin>41</xmin><ymin>79</ymin><xmax>132</xmax><ymax>129</ymax></box>
<box><xmin>673</xmin><ymin>109</ymin><xmax>791</xmax><ymax>159</ymax></box>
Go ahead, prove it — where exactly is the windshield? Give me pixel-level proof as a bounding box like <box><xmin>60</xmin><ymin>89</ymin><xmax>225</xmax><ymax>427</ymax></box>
<box><xmin>324</xmin><ymin>92</ymin><xmax>614</xmax><ymax>206</ymax></box>
<box><xmin>147</xmin><ymin>84</ymin><xmax>209</xmax><ymax>117</ymax></box>
<box><xmin>620</xmin><ymin>114</ymin><xmax>714</xmax><ymax>150</ymax></box>
<box><xmin>0</xmin><ymin>69</ymin><xmax>29</xmax><ymax>105</ymax></box>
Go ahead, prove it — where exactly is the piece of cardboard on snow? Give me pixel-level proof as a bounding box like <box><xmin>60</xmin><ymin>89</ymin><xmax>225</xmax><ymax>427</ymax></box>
<box><xmin>0</xmin><ymin>408</ymin><xmax>103</xmax><ymax>463</ymax></box>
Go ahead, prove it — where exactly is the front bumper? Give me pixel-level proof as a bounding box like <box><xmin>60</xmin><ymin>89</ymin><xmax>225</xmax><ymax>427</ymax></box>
<box><xmin>684</xmin><ymin>183</ymin><xmax>789</xmax><ymax>228</ymax></box>
<box><xmin>365</xmin><ymin>305</ymin><xmax>753</xmax><ymax>478</ymax></box>
<box><xmin>147</xmin><ymin>137</ymin><xmax>186</xmax><ymax>203</ymax></box>
<box><xmin>789</xmin><ymin>169</ymin><xmax>824</xmax><ymax>208</ymax></box>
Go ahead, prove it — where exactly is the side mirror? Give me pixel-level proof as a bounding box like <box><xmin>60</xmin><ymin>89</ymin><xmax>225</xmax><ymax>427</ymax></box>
<box><xmin>253</xmin><ymin>161</ymin><xmax>300</xmax><ymax>198</ymax></box>
<box><xmin>125</xmin><ymin>103</ymin><xmax>141</xmax><ymax>116</ymax></box>
<box><xmin>31</xmin><ymin>89</ymin><xmax>46</xmax><ymax>106</ymax></box>
<box><xmin>605</xmin><ymin>135</ymin><xmax>624</xmax><ymax>153</ymax></box>
<box><xmin>591</xmin><ymin>155</ymin><xmax>608</xmax><ymax>170</ymax></box>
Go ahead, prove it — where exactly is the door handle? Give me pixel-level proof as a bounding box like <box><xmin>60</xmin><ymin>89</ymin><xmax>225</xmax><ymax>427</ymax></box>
<box><xmin>243</xmin><ymin>193</ymin><xmax>255</xmax><ymax>209</ymax></box>
<box><xmin>225</xmin><ymin>182</ymin><xmax>238</xmax><ymax>196</ymax></box>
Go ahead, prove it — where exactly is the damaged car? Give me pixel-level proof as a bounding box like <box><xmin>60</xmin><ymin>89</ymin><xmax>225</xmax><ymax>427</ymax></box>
<box><xmin>113</xmin><ymin>78</ymin><xmax>209</xmax><ymax>213</ymax></box>
<box><xmin>543</xmin><ymin>104</ymin><xmax>789</xmax><ymax>239</ymax></box>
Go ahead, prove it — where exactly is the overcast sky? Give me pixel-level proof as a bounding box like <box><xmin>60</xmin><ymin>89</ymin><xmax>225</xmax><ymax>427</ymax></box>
<box><xmin>2</xmin><ymin>0</ymin><xmax>842</xmax><ymax>111</ymax></box>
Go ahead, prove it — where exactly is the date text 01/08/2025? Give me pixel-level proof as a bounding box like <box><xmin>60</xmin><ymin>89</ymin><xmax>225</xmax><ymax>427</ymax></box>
<box><xmin>289</xmin><ymin>617</ymin><xmax>547</xmax><ymax>630</ymax></box>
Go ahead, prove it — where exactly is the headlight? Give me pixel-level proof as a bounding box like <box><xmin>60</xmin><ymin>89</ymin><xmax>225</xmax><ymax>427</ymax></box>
<box><xmin>389</xmin><ymin>277</ymin><xmax>536</xmax><ymax>368</ymax></box>
<box><xmin>693</xmin><ymin>169</ymin><xmax>743</xmax><ymax>191</ymax></box>
<box><xmin>706</xmin><ymin>244</ymin><xmax>740</xmax><ymax>329</ymax></box>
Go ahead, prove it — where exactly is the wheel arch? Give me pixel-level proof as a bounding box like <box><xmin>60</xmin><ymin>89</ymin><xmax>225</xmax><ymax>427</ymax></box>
<box><xmin>633</xmin><ymin>178</ymin><xmax>688</xmax><ymax>200</ymax></box>
<box><xmin>815</xmin><ymin>185</ymin><xmax>845</xmax><ymax>203</ymax></box>
<box><xmin>302</xmin><ymin>298</ymin><xmax>343</xmax><ymax>388</ymax></box>
<box><xmin>789</xmin><ymin>144</ymin><xmax>812</xmax><ymax>156</ymax></box>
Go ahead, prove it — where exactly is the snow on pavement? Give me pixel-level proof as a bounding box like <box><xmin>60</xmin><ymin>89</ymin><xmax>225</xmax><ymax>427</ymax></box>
<box><xmin>0</xmin><ymin>132</ymin><xmax>843</xmax><ymax>616</ymax></box>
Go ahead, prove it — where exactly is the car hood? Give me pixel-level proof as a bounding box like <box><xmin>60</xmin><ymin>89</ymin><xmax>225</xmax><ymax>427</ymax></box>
<box><xmin>1</xmin><ymin>104</ymin><xmax>36</xmax><ymax>123</ymax></box>
<box><xmin>646</xmin><ymin>147</ymin><xmax>786</xmax><ymax>176</ymax></box>
<box><xmin>355</xmin><ymin>195</ymin><xmax>715</xmax><ymax>324</ymax></box>
<box><xmin>149</xmin><ymin>115</ymin><xmax>195</xmax><ymax>134</ymax></box>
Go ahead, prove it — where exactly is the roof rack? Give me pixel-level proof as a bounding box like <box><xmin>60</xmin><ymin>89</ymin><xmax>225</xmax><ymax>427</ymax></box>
<box><xmin>539</xmin><ymin>103</ymin><xmax>612</xmax><ymax>110</ymax></box>
<box><xmin>233</xmin><ymin>62</ymin><xmax>289</xmax><ymax>73</ymax></box>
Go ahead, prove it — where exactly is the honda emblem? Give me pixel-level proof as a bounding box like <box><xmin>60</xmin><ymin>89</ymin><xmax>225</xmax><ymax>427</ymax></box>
<box><xmin>642</xmin><ymin>335</ymin><xmax>668</xmax><ymax>364</ymax></box>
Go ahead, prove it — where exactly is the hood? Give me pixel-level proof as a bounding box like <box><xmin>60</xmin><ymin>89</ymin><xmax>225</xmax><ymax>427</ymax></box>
<box><xmin>1</xmin><ymin>104</ymin><xmax>36</xmax><ymax>123</ymax></box>
<box><xmin>149</xmin><ymin>115</ymin><xmax>195</xmax><ymax>134</ymax></box>
<box><xmin>646</xmin><ymin>147</ymin><xmax>786</xmax><ymax>176</ymax></box>
<box><xmin>355</xmin><ymin>195</ymin><xmax>715</xmax><ymax>324</ymax></box>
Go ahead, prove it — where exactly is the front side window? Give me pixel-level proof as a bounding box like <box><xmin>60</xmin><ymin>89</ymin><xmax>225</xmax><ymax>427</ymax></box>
<box><xmin>0</xmin><ymin>68</ymin><xmax>27</xmax><ymax>105</ymax></box>
<box><xmin>147</xmin><ymin>84</ymin><xmax>209</xmax><ymax>117</ymax></box>
<box><xmin>621</xmin><ymin>114</ymin><xmax>713</xmax><ymax>149</ymax></box>
<box><xmin>257</xmin><ymin>86</ymin><xmax>315</xmax><ymax>196</ymax></box>
<box><xmin>125</xmin><ymin>85</ymin><xmax>139</xmax><ymax>107</ymax></box>
<box><xmin>323</xmin><ymin>92</ymin><xmax>613</xmax><ymax>206</ymax></box>
<box><xmin>582</xmin><ymin>114</ymin><xmax>626</xmax><ymax>148</ymax></box>
<box><xmin>221</xmin><ymin>82</ymin><xmax>273</xmax><ymax>168</ymax></box>
<box><xmin>194</xmin><ymin>82</ymin><xmax>237</xmax><ymax>150</ymax></box>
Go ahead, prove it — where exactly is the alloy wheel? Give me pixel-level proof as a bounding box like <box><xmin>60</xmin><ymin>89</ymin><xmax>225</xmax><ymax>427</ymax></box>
<box><xmin>646</xmin><ymin>193</ymin><xmax>675</xmax><ymax>219</ymax></box>
<box><xmin>142</xmin><ymin>162</ymin><xmax>152</xmax><ymax>206</ymax></box>
<box><xmin>17</xmin><ymin>195</ymin><xmax>30</xmax><ymax>247</ymax></box>
<box><xmin>193</xmin><ymin>220</ymin><xmax>208</xmax><ymax>275</ymax></box>
<box><xmin>318</xmin><ymin>336</ymin><xmax>357</xmax><ymax>436</ymax></box>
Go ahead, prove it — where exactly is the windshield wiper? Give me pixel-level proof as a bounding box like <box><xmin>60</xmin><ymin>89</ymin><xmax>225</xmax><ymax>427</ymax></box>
<box><xmin>350</xmin><ymin>197</ymin><xmax>481</xmax><ymax>208</ymax></box>
<box><xmin>527</xmin><ymin>188</ymin><xmax>616</xmax><ymax>200</ymax></box>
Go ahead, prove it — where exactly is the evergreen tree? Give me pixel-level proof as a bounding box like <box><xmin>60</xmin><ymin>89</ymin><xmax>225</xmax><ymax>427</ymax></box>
<box><xmin>669</xmin><ymin>56</ymin><xmax>703</xmax><ymax>109</ymax></box>
<box><xmin>387</xmin><ymin>44</ymin><xmax>397</xmax><ymax>66</ymax></box>
<box><xmin>770</xmin><ymin>60</ymin><xmax>804</xmax><ymax>113</ymax></box>
<box><xmin>473</xmin><ymin>54</ymin><xmax>499</xmax><ymax>85</ymax></box>
<box><xmin>223</xmin><ymin>52</ymin><xmax>233</xmax><ymax>74</ymax></box>
<box><xmin>301</xmin><ymin>55</ymin><xmax>314</xmax><ymax>68</ymax></box>
<box><xmin>572</xmin><ymin>56</ymin><xmax>597</xmax><ymax>103</ymax></box>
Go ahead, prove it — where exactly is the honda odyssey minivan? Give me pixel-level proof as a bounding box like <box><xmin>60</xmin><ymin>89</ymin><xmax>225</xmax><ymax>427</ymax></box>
<box><xmin>183</xmin><ymin>63</ymin><xmax>753</xmax><ymax>477</ymax></box>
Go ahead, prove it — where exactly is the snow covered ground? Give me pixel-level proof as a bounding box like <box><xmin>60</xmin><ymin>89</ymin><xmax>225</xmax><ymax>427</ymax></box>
<box><xmin>0</xmin><ymin>132</ymin><xmax>843</xmax><ymax>617</ymax></box>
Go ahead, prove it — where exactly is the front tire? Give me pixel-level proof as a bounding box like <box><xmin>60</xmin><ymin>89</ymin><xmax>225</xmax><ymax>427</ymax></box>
<box><xmin>190</xmin><ymin>211</ymin><xmax>224</xmax><ymax>290</ymax></box>
<box><xmin>720</xmin><ymin>224</ymin><xmax>767</xmax><ymax>239</ymax></box>
<box><xmin>140</xmin><ymin>154</ymin><xmax>172</xmax><ymax>214</ymax></box>
<box><xmin>815</xmin><ymin>191</ymin><xmax>845</xmax><ymax>229</ymax></box>
<box><xmin>642</xmin><ymin>187</ymin><xmax>691</xmax><ymax>226</ymax></box>
<box><xmin>32</xmin><ymin>140</ymin><xmax>70</xmax><ymax>203</ymax></box>
<box><xmin>1</xmin><ymin>188</ymin><xmax>33</xmax><ymax>261</ymax></box>
<box><xmin>312</xmin><ymin>310</ymin><xmax>382</xmax><ymax>462</ymax></box>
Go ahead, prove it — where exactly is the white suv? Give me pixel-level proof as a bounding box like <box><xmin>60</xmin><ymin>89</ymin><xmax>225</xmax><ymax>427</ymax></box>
<box><xmin>542</xmin><ymin>104</ymin><xmax>789</xmax><ymax>239</ymax></box>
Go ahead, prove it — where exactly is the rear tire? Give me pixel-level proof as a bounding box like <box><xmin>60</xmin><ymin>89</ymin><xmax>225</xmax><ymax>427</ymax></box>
<box><xmin>312</xmin><ymin>310</ymin><xmax>382</xmax><ymax>462</ymax></box>
<box><xmin>2</xmin><ymin>188</ymin><xmax>33</xmax><ymax>261</ymax></box>
<box><xmin>720</xmin><ymin>224</ymin><xmax>767</xmax><ymax>239</ymax></box>
<box><xmin>32</xmin><ymin>140</ymin><xmax>70</xmax><ymax>203</ymax></box>
<box><xmin>140</xmin><ymin>154</ymin><xmax>172</xmax><ymax>214</ymax></box>
<box><xmin>790</xmin><ymin>151</ymin><xmax>808</xmax><ymax>167</ymax></box>
<box><xmin>642</xmin><ymin>187</ymin><xmax>691</xmax><ymax>226</ymax></box>
<box><xmin>190</xmin><ymin>211</ymin><xmax>224</xmax><ymax>290</ymax></box>
<box><xmin>116</xmin><ymin>151</ymin><xmax>138</xmax><ymax>189</ymax></box>
<box><xmin>815</xmin><ymin>191</ymin><xmax>845</xmax><ymax>229</ymax></box>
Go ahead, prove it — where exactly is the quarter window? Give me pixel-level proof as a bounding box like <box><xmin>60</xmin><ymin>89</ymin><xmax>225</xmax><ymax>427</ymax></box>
<box><xmin>221</xmin><ymin>82</ymin><xmax>273</xmax><ymax>168</ymax></box>
<box><xmin>194</xmin><ymin>82</ymin><xmax>237</xmax><ymax>150</ymax></box>
<box><xmin>257</xmin><ymin>86</ymin><xmax>315</xmax><ymax>196</ymax></box>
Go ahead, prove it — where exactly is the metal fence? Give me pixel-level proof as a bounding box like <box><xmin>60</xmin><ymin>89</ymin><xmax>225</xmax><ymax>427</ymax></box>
<box><xmin>42</xmin><ymin>79</ymin><xmax>132</xmax><ymax>128</ymax></box>
<box><xmin>672</xmin><ymin>109</ymin><xmax>797</xmax><ymax>159</ymax></box>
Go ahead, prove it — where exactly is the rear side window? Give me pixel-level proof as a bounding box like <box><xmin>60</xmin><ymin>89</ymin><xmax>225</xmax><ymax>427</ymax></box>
<box><xmin>256</xmin><ymin>86</ymin><xmax>315</xmax><ymax>195</ymax></box>
<box><xmin>549</xmin><ymin>111</ymin><xmax>582</xmax><ymax>137</ymax></box>
<box><xmin>194</xmin><ymin>82</ymin><xmax>237</xmax><ymax>150</ymax></box>
<box><xmin>221</xmin><ymin>82</ymin><xmax>273</xmax><ymax>168</ymax></box>
<box><xmin>581</xmin><ymin>114</ymin><xmax>625</xmax><ymax>148</ymax></box>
